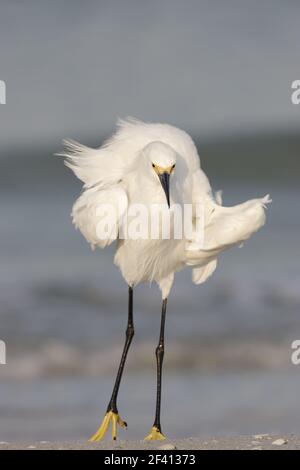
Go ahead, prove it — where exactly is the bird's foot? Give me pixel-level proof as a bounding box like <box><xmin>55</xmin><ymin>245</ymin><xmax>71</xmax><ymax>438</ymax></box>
<box><xmin>144</xmin><ymin>425</ymin><xmax>166</xmax><ymax>441</ymax></box>
<box><xmin>89</xmin><ymin>410</ymin><xmax>127</xmax><ymax>442</ymax></box>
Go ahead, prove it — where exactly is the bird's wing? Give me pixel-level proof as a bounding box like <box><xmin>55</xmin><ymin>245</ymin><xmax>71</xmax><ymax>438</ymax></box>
<box><xmin>202</xmin><ymin>194</ymin><xmax>271</xmax><ymax>249</ymax></box>
<box><xmin>71</xmin><ymin>184</ymin><xmax>128</xmax><ymax>249</ymax></box>
<box><xmin>186</xmin><ymin>194</ymin><xmax>271</xmax><ymax>268</ymax></box>
<box><xmin>188</xmin><ymin>167</ymin><xmax>271</xmax><ymax>283</ymax></box>
<box><xmin>58</xmin><ymin>117</ymin><xmax>201</xmax><ymax>188</ymax></box>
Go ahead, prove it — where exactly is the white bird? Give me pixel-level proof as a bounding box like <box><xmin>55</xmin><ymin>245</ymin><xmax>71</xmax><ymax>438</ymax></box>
<box><xmin>60</xmin><ymin>117</ymin><xmax>271</xmax><ymax>441</ymax></box>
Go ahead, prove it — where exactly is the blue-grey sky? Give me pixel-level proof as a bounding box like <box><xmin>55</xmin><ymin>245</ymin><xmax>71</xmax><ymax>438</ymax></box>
<box><xmin>0</xmin><ymin>0</ymin><xmax>299</xmax><ymax>147</ymax></box>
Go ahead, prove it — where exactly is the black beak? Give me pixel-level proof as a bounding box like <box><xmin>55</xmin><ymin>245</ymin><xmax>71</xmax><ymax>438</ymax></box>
<box><xmin>158</xmin><ymin>172</ymin><xmax>170</xmax><ymax>208</ymax></box>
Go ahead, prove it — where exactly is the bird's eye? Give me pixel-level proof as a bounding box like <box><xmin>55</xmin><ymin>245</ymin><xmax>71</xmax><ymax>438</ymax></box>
<box><xmin>152</xmin><ymin>163</ymin><xmax>155</xmax><ymax>168</ymax></box>
<box><xmin>172</xmin><ymin>164</ymin><xmax>176</xmax><ymax>169</ymax></box>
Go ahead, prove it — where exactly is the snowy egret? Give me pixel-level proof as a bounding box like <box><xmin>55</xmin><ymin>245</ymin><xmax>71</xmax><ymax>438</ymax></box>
<box><xmin>60</xmin><ymin>118</ymin><xmax>271</xmax><ymax>441</ymax></box>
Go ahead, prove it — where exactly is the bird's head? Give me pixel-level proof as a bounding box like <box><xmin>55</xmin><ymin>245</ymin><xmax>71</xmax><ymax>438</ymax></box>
<box><xmin>143</xmin><ymin>141</ymin><xmax>176</xmax><ymax>207</ymax></box>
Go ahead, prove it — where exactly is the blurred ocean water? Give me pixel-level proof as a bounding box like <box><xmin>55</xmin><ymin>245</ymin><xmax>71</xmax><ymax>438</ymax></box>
<box><xmin>0</xmin><ymin>138</ymin><xmax>299</xmax><ymax>440</ymax></box>
<box><xmin>1</xmin><ymin>0</ymin><xmax>300</xmax><ymax>442</ymax></box>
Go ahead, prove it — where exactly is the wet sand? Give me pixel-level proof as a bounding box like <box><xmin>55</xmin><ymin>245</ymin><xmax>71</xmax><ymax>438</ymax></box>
<box><xmin>0</xmin><ymin>435</ymin><xmax>299</xmax><ymax>450</ymax></box>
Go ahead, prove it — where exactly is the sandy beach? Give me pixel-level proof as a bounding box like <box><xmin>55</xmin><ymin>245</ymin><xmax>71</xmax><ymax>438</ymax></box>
<box><xmin>0</xmin><ymin>435</ymin><xmax>299</xmax><ymax>450</ymax></box>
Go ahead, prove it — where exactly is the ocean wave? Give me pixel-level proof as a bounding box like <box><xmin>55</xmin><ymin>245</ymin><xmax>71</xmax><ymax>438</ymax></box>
<box><xmin>0</xmin><ymin>337</ymin><xmax>293</xmax><ymax>381</ymax></box>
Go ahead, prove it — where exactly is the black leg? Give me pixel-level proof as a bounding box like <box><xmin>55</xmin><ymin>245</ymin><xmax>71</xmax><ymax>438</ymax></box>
<box><xmin>107</xmin><ymin>286</ymin><xmax>134</xmax><ymax>414</ymax></box>
<box><xmin>153</xmin><ymin>298</ymin><xmax>167</xmax><ymax>434</ymax></box>
<box><xmin>90</xmin><ymin>286</ymin><xmax>134</xmax><ymax>441</ymax></box>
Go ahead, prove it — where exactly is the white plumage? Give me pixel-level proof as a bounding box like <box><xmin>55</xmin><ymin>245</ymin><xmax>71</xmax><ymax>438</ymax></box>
<box><xmin>61</xmin><ymin>118</ymin><xmax>271</xmax><ymax>298</ymax></box>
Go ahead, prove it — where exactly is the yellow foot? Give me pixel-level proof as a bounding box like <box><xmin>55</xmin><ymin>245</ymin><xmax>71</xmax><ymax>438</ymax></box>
<box><xmin>144</xmin><ymin>426</ymin><xmax>166</xmax><ymax>441</ymax></box>
<box><xmin>89</xmin><ymin>410</ymin><xmax>127</xmax><ymax>442</ymax></box>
